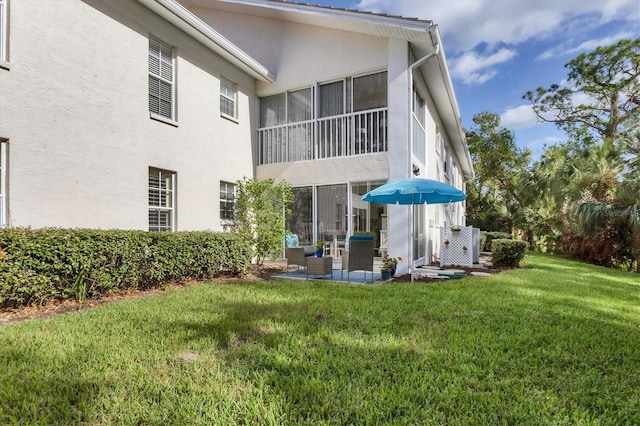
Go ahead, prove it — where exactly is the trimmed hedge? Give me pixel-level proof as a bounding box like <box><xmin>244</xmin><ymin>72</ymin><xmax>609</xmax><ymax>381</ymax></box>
<box><xmin>0</xmin><ymin>228</ymin><xmax>251</xmax><ymax>308</ymax></box>
<box><xmin>481</xmin><ymin>231</ymin><xmax>512</xmax><ymax>252</ymax></box>
<box><xmin>491</xmin><ymin>238</ymin><xmax>527</xmax><ymax>268</ymax></box>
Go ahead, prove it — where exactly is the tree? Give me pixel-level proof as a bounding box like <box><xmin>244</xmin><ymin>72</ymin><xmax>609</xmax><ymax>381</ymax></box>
<box><xmin>234</xmin><ymin>177</ymin><xmax>293</xmax><ymax>267</ymax></box>
<box><xmin>465</xmin><ymin>112</ymin><xmax>533</xmax><ymax>239</ymax></box>
<box><xmin>524</xmin><ymin>38</ymin><xmax>640</xmax><ymax>152</ymax></box>
<box><xmin>525</xmin><ymin>38</ymin><xmax>640</xmax><ymax>270</ymax></box>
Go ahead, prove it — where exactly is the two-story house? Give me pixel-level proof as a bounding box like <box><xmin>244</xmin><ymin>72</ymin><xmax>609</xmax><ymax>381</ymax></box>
<box><xmin>0</xmin><ymin>0</ymin><xmax>473</xmax><ymax>273</ymax></box>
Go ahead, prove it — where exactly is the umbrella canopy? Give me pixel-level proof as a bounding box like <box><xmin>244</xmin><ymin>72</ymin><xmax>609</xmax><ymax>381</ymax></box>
<box><xmin>362</xmin><ymin>178</ymin><xmax>466</xmax><ymax>205</ymax></box>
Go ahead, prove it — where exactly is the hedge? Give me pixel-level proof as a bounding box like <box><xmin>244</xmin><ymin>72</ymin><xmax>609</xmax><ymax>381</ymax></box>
<box><xmin>480</xmin><ymin>231</ymin><xmax>512</xmax><ymax>252</ymax></box>
<box><xmin>0</xmin><ymin>228</ymin><xmax>251</xmax><ymax>308</ymax></box>
<box><xmin>491</xmin><ymin>238</ymin><xmax>527</xmax><ymax>268</ymax></box>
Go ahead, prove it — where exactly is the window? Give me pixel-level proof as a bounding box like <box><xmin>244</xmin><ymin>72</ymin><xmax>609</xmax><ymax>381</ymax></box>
<box><xmin>352</xmin><ymin>72</ymin><xmax>387</xmax><ymax>112</ymax></box>
<box><xmin>148</xmin><ymin>37</ymin><xmax>174</xmax><ymax>119</ymax></box>
<box><xmin>0</xmin><ymin>141</ymin><xmax>6</xmax><ymax>227</ymax></box>
<box><xmin>220</xmin><ymin>78</ymin><xmax>237</xmax><ymax>119</ymax></box>
<box><xmin>0</xmin><ymin>0</ymin><xmax>7</xmax><ymax>63</ymax></box>
<box><xmin>412</xmin><ymin>87</ymin><xmax>425</xmax><ymax>127</ymax></box>
<box><xmin>148</xmin><ymin>168</ymin><xmax>175</xmax><ymax>231</ymax></box>
<box><xmin>219</xmin><ymin>181</ymin><xmax>236</xmax><ymax>221</ymax></box>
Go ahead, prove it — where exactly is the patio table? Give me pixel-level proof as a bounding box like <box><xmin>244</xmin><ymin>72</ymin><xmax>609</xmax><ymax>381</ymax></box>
<box><xmin>306</xmin><ymin>256</ymin><xmax>333</xmax><ymax>280</ymax></box>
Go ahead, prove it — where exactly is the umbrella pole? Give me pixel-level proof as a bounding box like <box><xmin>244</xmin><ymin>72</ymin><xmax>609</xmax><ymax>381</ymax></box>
<box><xmin>410</xmin><ymin>197</ymin><xmax>414</xmax><ymax>282</ymax></box>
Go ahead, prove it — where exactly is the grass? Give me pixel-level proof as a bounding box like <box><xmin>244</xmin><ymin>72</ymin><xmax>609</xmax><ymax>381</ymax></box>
<box><xmin>1</xmin><ymin>253</ymin><xmax>639</xmax><ymax>425</ymax></box>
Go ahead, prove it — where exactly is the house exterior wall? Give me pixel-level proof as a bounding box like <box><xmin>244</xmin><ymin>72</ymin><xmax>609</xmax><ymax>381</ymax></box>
<box><xmin>0</xmin><ymin>0</ymin><xmax>256</xmax><ymax>230</ymax></box>
<box><xmin>192</xmin><ymin>6</ymin><xmax>411</xmax><ymax>178</ymax></box>
<box><xmin>189</xmin><ymin>7</ymin><xmax>389</xmax><ymax>95</ymax></box>
<box><xmin>190</xmin><ymin>4</ymin><xmax>470</xmax><ymax>269</ymax></box>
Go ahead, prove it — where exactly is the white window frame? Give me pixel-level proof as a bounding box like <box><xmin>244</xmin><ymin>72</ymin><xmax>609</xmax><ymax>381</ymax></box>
<box><xmin>0</xmin><ymin>0</ymin><xmax>7</xmax><ymax>65</ymax></box>
<box><xmin>148</xmin><ymin>168</ymin><xmax>175</xmax><ymax>232</ymax></box>
<box><xmin>220</xmin><ymin>77</ymin><xmax>237</xmax><ymax>120</ymax></box>
<box><xmin>148</xmin><ymin>37</ymin><xmax>175</xmax><ymax>121</ymax></box>
<box><xmin>219</xmin><ymin>181</ymin><xmax>236</xmax><ymax>222</ymax></box>
<box><xmin>0</xmin><ymin>140</ymin><xmax>6</xmax><ymax>227</ymax></box>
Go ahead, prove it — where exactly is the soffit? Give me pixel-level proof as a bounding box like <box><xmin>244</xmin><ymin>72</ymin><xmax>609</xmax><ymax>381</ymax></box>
<box><xmin>182</xmin><ymin>0</ymin><xmax>433</xmax><ymax>41</ymax></box>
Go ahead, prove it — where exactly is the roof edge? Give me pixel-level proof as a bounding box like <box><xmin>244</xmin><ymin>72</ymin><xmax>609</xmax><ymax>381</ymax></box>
<box><xmin>417</xmin><ymin>26</ymin><xmax>473</xmax><ymax>178</ymax></box>
<box><xmin>137</xmin><ymin>0</ymin><xmax>276</xmax><ymax>82</ymax></box>
<box><xmin>218</xmin><ymin>0</ymin><xmax>434</xmax><ymax>32</ymax></box>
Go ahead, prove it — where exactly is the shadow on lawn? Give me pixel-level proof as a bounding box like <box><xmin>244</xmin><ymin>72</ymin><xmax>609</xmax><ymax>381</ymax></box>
<box><xmin>0</xmin><ymin>346</ymin><xmax>105</xmax><ymax>424</ymax></box>
<box><xmin>169</xmin><ymin>284</ymin><xmax>640</xmax><ymax>424</ymax></box>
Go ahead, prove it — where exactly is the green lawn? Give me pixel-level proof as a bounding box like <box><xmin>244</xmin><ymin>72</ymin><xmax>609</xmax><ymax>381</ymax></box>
<box><xmin>1</xmin><ymin>253</ymin><xmax>639</xmax><ymax>425</ymax></box>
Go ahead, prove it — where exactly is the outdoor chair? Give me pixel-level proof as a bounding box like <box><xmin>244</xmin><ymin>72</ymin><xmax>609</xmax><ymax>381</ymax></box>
<box><xmin>285</xmin><ymin>233</ymin><xmax>314</xmax><ymax>272</ymax></box>
<box><xmin>285</xmin><ymin>247</ymin><xmax>307</xmax><ymax>272</ymax></box>
<box><xmin>341</xmin><ymin>235</ymin><xmax>375</xmax><ymax>283</ymax></box>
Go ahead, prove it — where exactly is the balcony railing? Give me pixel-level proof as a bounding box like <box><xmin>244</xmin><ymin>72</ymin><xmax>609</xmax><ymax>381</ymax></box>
<box><xmin>257</xmin><ymin>108</ymin><xmax>388</xmax><ymax>165</ymax></box>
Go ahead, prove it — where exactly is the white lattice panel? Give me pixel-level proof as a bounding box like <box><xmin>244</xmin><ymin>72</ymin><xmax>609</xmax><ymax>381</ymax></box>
<box><xmin>440</xmin><ymin>226</ymin><xmax>473</xmax><ymax>267</ymax></box>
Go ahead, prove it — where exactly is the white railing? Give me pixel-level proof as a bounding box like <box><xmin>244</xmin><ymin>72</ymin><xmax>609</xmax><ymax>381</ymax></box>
<box><xmin>257</xmin><ymin>108</ymin><xmax>387</xmax><ymax>165</ymax></box>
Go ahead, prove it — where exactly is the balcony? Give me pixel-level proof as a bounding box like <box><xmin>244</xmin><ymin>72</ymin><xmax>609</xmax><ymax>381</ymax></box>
<box><xmin>257</xmin><ymin>108</ymin><xmax>388</xmax><ymax>165</ymax></box>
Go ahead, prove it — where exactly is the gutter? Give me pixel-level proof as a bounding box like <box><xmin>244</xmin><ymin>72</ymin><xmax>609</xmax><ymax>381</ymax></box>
<box><xmin>408</xmin><ymin>26</ymin><xmax>440</xmax><ymax>177</ymax></box>
<box><xmin>407</xmin><ymin>24</ymin><xmax>440</xmax><ymax>282</ymax></box>
<box><xmin>137</xmin><ymin>0</ymin><xmax>276</xmax><ymax>83</ymax></box>
<box><xmin>427</xmin><ymin>28</ymin><xmax>474</xmax><ymax>178</ymax></box>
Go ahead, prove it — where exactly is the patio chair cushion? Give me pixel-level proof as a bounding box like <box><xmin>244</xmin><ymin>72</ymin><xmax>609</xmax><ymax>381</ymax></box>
<box><xmin>285</xmin><ymin>233</ymin><xmax>300</xmax><ymax>248</ymax></box>
<box><xmin>286</xmin><ymin>233</ymin><xmax>315</xmax><ymax>256</ymax></box>
<box><xmin>347</xmin><ymin>234</ymin><xmax>374</xmax><ymax>250</ymax></box>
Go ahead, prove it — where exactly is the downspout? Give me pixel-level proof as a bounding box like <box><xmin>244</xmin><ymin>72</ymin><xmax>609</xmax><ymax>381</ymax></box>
<box><xmin>407</xmin><ymin>26</ymin><xmax>440</xmax><ymax>281</ymax></box>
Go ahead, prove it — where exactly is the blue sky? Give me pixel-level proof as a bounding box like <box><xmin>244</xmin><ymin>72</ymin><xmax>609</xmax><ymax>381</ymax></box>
<box><xmin>305</xmin><ymin>0</ymin><xmax>639</xmax><ymax>157</ymax></box>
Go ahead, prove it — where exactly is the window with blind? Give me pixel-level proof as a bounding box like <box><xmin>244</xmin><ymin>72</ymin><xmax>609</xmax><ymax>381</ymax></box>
<box><xmin>0</xmin><ymin>0</ymin><xmax>7</xmax><ymax>63</ymax></box>
<box><xmin>220</xmin><ymin>78</ymin><xmax>237</xmax><ymax>119</ymax></box>
<box><xmin>148</xmin><ymin>37</ymin><xmax>174</xmax><ymax>119</ymax></box>
<box><xmin>219</xmin><ymin>181</ymin><xmax>236</xmax><ymax>221</ymax></box>
<box><xmin>148</xmin><ymin>168</ymin><xmax>175</xmax><ymax>231</ymax></box>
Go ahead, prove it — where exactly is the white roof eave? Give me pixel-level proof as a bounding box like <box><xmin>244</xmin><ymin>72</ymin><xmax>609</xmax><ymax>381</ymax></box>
<box><xmin>411</xmin><ymin>31</ymin><xmax>474</xmax><ymax>178</ymax></box>
<box><xmin>137</xmin><ymin>0</ymin><xmax>276</xmax><ymax>82</ymax></box>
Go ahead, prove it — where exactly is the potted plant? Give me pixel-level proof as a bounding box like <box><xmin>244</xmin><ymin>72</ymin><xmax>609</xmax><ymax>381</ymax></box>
<box><xmin>462</xmin><ymin>245</ymin><xmax>468</xmax><ymax>251</ymax></box>
<box><xmin>380</xmin><ymin>255</ymin><xmax>402</xmax><ymax>279</ymax></box>
<box><xmin>443</xmin><ymin>239</ymin><xmax>450</xmax><ymax>245</ymax></box>
<box><xmin>450</xmin><ymin>226</ymin><xmax>461</xmax><ymax>232</ymax></box>
<box><xmin>314</xmin><ymin>240</ymin><xmax>324</xmax><ymax>257</ymax></box>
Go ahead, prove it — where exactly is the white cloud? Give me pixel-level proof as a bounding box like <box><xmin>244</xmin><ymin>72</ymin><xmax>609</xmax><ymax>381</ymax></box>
<box><xmin>500</xmin><ymin>105</ymin><xmax>538</xmax><ymax>130</ymax></box>
<box><xmin>355</xmin><ymin>0</ymin><xmax>639</xmax><ymax>52</ymax></box>
<box><xmin>449</xmin><ymin>48</ymin><xmax>517</xmax><ymax>84</ymax></box>
<box><xmin>537</xmin><ymin>31</ymin><xmax>636</xmax><ymax>61</ymax></box>
<box><xmin>526</xmin><ymin>136</ymin><xmax>565</xmax><ymax>153</ymax></box>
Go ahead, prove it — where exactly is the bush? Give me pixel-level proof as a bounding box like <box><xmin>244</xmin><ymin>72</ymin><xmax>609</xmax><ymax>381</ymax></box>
<box><xmin>491</xmin><ymin>239</ymin><xmax>527</xmax><ymax>268</ymax></box>
<box><xmin>558</xmin><ymin>227</ymin><xmax>636</xmax><ymax>271</ymax></box>
<box><xmin>482</xmin><ymin>231</ymin><xmax>512</xmax><ymax>252</ymax></box>
<box><xmin>0</xmin><ymin>228</ymin><xmax>251</xmax><ymax>308</ymax></box>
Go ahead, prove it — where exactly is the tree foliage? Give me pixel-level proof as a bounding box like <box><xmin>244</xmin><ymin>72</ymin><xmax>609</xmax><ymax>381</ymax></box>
<box><xmin>465</xmin><ymin>112</ymin><xmax>532</xmax><ymax>238</ymax></box>
<box><xmin>524</xmin><ymin>38</ymin><xmax>640</xmax><ymax>150</ymax></box>
<box><xmin>234</xmin><ymin>177</ymin><xmax>293</xmax><ymax>267</ymax></box>
<box><xmin>522</xmin><ymin>38</ymin><xmax>640</xmax><ymax>270</ymax></box>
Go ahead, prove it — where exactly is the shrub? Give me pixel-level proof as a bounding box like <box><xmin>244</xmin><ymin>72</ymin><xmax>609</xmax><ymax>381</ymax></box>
<box><xmin>0</xmin><ymin>228</ymin><xmax>251</xmax><ymax>308</ymax></box>
<box><xmin>482</xmin><ymin>231</ymin><xmax>512</xmax><ymax>252</ymax></box>
<box><xmin>491</xmin><ymin>239</ymin><xmax>527</xmax><ymax>268</ymax></box>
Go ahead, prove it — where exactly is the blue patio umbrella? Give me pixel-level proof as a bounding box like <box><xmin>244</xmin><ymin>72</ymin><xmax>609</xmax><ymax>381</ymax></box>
<box><xmin>362</xmin><ymin>178</ymin><xmax>467</xmax><ymax>205</ymax></box>
<box><xmin>362</xmin><ymin>178</ymin><xmax>467</xmax><ymax>280</ymax></box>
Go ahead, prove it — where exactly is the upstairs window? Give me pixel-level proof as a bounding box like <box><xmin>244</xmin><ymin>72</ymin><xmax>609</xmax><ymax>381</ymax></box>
<box><xmin>220</xmin><ymin>77</ymin><xmax>237</xmax><ymax>119</ymax></box>
<box><xmin>148</xmin><ymin>37</ymin><xmax>174</xmax><ymax>120</ymax></box>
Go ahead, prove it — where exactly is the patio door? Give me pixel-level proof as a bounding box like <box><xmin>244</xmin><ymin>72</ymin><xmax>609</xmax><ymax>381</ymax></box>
<box><xmin>317</xmin><ymin>184</ymin><xmax>348</xmax><ymax>256</ymax></box>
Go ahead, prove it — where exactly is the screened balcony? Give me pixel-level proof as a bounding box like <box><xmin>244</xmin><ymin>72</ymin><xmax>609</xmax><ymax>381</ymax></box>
<box><xmin>257</xmin><ymin>108</ymin><xmax>388</xmax><ymax>165</ymax></box>
<box><xmin>257</xmin><ymin>71</ymin><xmax>388</xmax><ymax>166</ymax></box>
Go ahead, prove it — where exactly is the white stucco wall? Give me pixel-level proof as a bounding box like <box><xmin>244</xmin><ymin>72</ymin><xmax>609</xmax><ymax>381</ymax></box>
<box><xmin>0</xmin><ymin>0</ymin><xmax>256</xmax><ymax>230</ymax></box>
<box><xmin>190</xmin><ymin>7</ymin><xmax>389</xmax><ymax>93</ymax></box>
